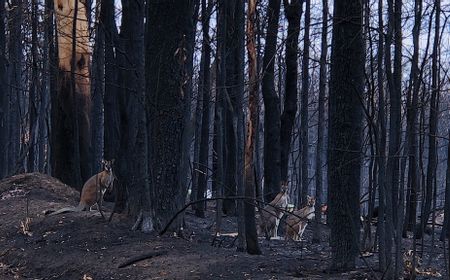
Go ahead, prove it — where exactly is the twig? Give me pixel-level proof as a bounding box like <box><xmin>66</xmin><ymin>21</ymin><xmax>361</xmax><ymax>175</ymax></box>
<box><xmin>118</xmin><ymin>250</ymin><xmax>167</xmax><ymax>268</ymax></box>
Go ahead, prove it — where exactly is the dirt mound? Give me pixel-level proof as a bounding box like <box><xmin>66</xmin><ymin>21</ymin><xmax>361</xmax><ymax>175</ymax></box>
<box><xmin>0</xmin><ymin>173</ymin><xmax>78</xmax><ymax>202</ymax></box>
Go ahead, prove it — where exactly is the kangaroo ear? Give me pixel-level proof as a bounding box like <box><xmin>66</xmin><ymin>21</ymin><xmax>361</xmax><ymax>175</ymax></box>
<box><xmin>101</xmin><ymin>159</ymin><xmax>106</xmax><ymax>164</ymax></box>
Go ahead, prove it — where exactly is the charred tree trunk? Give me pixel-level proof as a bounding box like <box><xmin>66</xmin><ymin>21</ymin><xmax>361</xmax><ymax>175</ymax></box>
<box><xmin>27</xmin><ymin>0</ymin><xmax>39</xmax><ymax>172</ymax></box>
<box><xmin>7</xmin><ymin>0</ymin><xmax>23</xmax><ymax>175</ymax></box>
<box><xmin>213</xmin><ymin>0</ymin><xmax>226</xmax><ymax>234</ymax></box>
<box><xmin>52</xmin><ymin>0</ymin><xmax>92</xmax><ymax>189</ymax></box>
<box><xmin>234</xmin><ymin>0</ymin><xmax>246</xmax><ymax>251</ymax></box>
<box><xmin>312</xmin><ymin>0</ymin><xmax>328</xmax><ymax>244</ymax></box>
<box><xmin>327</xmin><ymin>0</ymin><xmax>364</xmax><ymax>270</ymax></box>
<box><xmin>90</xmin><ymin>1</ymin><xmax>104</xmax><ymax>174</ymax></box>
<box><xmin>0</xmin><ymin>0</ymin><xmax>7</xmax><ymax>178</ymax></box>
<box><xmin>38</xmin><ymin>0</ymin><xmax>53</xmax><ymax>173</ymax></box>
<box><xmin>299</xmin><ymin>0</ymin><xmax>311</xmax><ymax>206</ymax></box>
<box><xmin>440</xmin><ymin>130</ymin><xmax>450</xmax><ymax>241</ymax></box>
<box><xmin>103</xmin><ymin>0</ymin><xmax>119</xmax><ymax>162</ymax></box>
<box><xmin>223</xmin><ymin>0</ymin><xmax>240</xmax><ymax>216</ymax></box>
<box><xmin>280</xmin><ymin>0</ymin><xmax>301</xmax><ymax>182</ymax></box>
<box><xmin>383</xmin><ymin>0</ymin><xmax>402</xmax><ymax>276</ymax></box>
<box><xmin>404</xmin><ymin>0</ymin><xmax>422</xmax><ymax>234</ymax></box>
<box><xmin>114</xmin><ymin>0</ymin><xmax>151</xmax><ymax>229</ymax></box>
<box><xmin>421</xmin><ymin>0</ymin><xmax>440</xmax><ymax>236</ymax></box>
<box><xmin>261</xmin><ymin>0</ymin><xmax>281</xmax><ymax>202</ymax></box>
<box><xmin>195</xmin><ymin>0</ymin><xmax>213</xmax><ymax>218</ymax></box>
<box><xmin>146</xmin><ymin>0</ymin><xmax>194</xmax><ymax>231</ymax></box>
<box><xmin>376</xmin><ymin>0</ymin><xmax>390</xmax><ymax>273</ymax></box>
<box><xmin>245</xmin><ymin>0</ymin><xmax>261</xmax><ymax>255</ymax></box>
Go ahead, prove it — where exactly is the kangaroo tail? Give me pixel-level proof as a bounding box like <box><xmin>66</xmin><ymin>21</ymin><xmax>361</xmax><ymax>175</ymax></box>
<box><xmin>48</xmin><ymin>204</ymin><xmax>85</xmax><ymax>216</ymax></box>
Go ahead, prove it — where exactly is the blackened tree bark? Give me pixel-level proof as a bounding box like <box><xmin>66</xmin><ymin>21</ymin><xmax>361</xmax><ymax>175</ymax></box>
<box><xmin>52</xmin><ymin>0</ymin><xmax>92</xmax><ymax>189</ymax></box>
<box><xmin>421</xmin><ymin>0</ymin><xmax>440</xmax><ymax>235</ymax></box>
<box><xmin>245</xmin><ymin>0</ymin><xmax>261</xmax><ymax>255</ymax></box>
<box><xmin>440</xmin><ymin>130</ymin><xmax>450</xmax><ymax>241</ymax></box>
<box><xmin>261</xmin><ymin>0</ymin><xmax>281</xmax><ymax>202</ymax></box>
<box><xmin>299</xmin><ymin>0</ymin><xmax>311</xmax><ymax>206</ymax></box>
<box><xmin>7</xmin><ymin>0</ymin><xmax>23</xmax><ymax>175</ymax></box>
<box><xmin>235</xmin><ymin>0</ymin><xmax>246</xmax><ymax>251</ymax></box>
<box><xmin>312</xmin><ymin>0</ymin><xmax>327</xmax><ymax>244</ymax></box>
<box><xmin>223</xmin><ymin>0</ymin><xmax>239</xmax><ymax>216</ymax></box>
<box><xmin>280</xmin><ymin>0</ymin><xmax>301</xmax><ymax>182</ymax></box>
<box><xmin>195</xmin><ymin>0</ymin><xmax>213</xmax><ymax>218</ymax></box>
<box><xmin>382</xmin><ymin>0</ymin><xmax>403</xmax><ymax>276</ymax></box>
<box><xmin>391</xmin><ymin>0</ymin><xmax>403</xmax><ymax>276</ymax></box>
<box><xmin>102</xmin><ymin>0</ymin><xmax>119</xmax><ymax>162</ymax></box>
<box><xmin>404</xmin><ymin>0</ymin><xmax>422</xmax><ymax>234</ymax></box>
<box><xmin>0</xmin><ymin>0</ymin><xmax>7</xmax><ymax>178</ymax></box>
<box><xmin>213</xmin><ymin>0</ymin><xmax>226</xmax><ymax>234</ymax></box>
<box><xmin>369</xmin><ymin>0</ymin><xmax>390</xmax><ymax>271</ymax></box>
<box><xmin>27</xmin><ymin>0</ymin><xmax>39</xmax><ymax>172</ymax></box>
<box><xmin>38</xmin><ymin>0</ymin><xmax>53</xmax><ymax>172</ymax></box>
<box><xmin>114</xmin><ymin>0</ymin><xmax>151</xmax><ymax>230</ymax></box>
<box><xmin>146</xmin><ymin>0</ymin><xmax>194</xmax><ymax>231</ymax></box>
<box><xmin>91</xmin><ymin>0</ymin><xmax>105</xmax><ymax>173</ymax></box>
<box><xmin>327</xmin><ymin>0</ymin><xmax>364</xmax><ymax>270</ymax></box>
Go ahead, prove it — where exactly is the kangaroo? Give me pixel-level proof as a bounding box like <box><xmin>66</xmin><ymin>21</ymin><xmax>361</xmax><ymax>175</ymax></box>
<box><xmin>49</xmin><ymin>159</ymin><xmax>115</xmax><ymax>219</ymax></box>
<box><xmin>285</xmin><ymin>195</ymin><xmax>315</xmax><ymax>241</ymax></box>
<box><xmin>258</xmin><ymin>181</ymin><xmax>289</xmax><ymax>240</ymax></box>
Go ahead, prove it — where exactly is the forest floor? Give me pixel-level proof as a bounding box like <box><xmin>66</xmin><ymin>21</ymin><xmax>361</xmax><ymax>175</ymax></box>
<box><xmin>0</xmin><ymin>173</ymin><xmax>447</xmax><ymax>279</ymax></box>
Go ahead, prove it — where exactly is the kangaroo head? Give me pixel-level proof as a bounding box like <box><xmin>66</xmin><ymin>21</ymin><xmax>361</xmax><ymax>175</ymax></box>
<box><xmin>280</xmin><ymin>181</ymin><xmax>289</xmax><ymax>193</ymax></box>
<box><xmin>101</xmin><ymin>159</ymin><xmax>115</xmax><ymax>174</ymax></box>
<box><xmin>306</xmin><ymin>195</ymin><xmax>316</xmax><ymax>208</ymax></box>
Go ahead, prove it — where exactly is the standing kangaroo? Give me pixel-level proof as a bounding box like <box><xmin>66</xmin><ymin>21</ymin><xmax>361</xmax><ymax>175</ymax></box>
<box><xmin>49</xmin><ymin>159</ymin><xmax>115</xmax><ymax>219</ymax></box>
<box><xmin>258</xmin><ymin>181</ymin><xmax>289</xmax><ymax>239</ymax></box>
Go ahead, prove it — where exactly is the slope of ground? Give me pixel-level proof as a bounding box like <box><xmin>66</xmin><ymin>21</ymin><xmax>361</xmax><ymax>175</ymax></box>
<box><xmin>0</xmin><ymin>173</ymin><xmax>444</xmax><ymax>279</ymax></box>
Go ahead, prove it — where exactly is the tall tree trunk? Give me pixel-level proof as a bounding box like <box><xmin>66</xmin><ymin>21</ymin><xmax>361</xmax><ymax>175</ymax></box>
<box><xmin>7</xmin><ymin>0</ymin><xmax>23</xmax><ymax>175</ymax></box>
<box><xmin>146</xmin><ymin>0</ymin><xmax>194</xmax><ymax>231</ymax></box>
<box><xmin>213</xmin><ymin>0</ymin><xmax>226</xmax><ymax>234</ymax></box>
<box><xmin>27</xmin><ymin>0</ymin><xmax>39</xmax><ymax>172</ymax></box>
<box><xmin>245</xmin><ymin>0</ymin><xmax>261</xmax><ymax>255</ymax></box>
<box><xmin>392</xmin><ymin>0</ymin><xmax>404</xmax><ymax>276</ymax></box>
<box><xmin>234</xmin><ymin>0</ymin><xmax>246</xmax><ymax>252</ymax></box>
<box><xmin>0</xmin><ymin>0</ymin><xmax>7</xmax><ymax>178</ymax></box>
<box><xmin>404</xmin><ymin>0</ymin><xmax>422</xmax><ymax>234</ymax></box>
<box><xmin>223</xmin><ymin>0</ymin><xmax>240</xmax><ymax>216</ymax></box>
<box><xmin>440</xmin><ymin>130</ymin><xmax>450</xmax><ymax>241</ymax></box>
<box><xmin>261</xmin><ymin>0</ymin><xmax>281</xmax><ymax>202</ymax></box>
<box><xmin>114</xmin><ymin>0</ymin><xmax>151</xmax><ymax>230</ymax></box>
<box><xmin>383</xmin><ymin>0</ymin><xmax>402</xmax><ymax>277</ymax></box>
<box><xmin>195</xmin><ymin>0</ymin><xmax>213</xmax><ymax>218</ymax></box>
<box><xmin>312</xmin><ymin>0</ymin><xmax>328</xmax><ymax>244</ymax></box>
<box><xmin>280</xmin><ymin>0</ymin><xmax>301</xmax><ymax>182</ymax></box>
<box><xmin>90</xmin><ymin>1</ymin><xmax>105</xmax><ymax>173</ymax></box>
<box><xmin>328</xmin><ymin>0</ymin><xmax>364</xmax><ymax>270</ymax></box>
<box><xmin>103</xmin><ymin>0</ymin><xmax>119</xmax><ymax>162</ymax></box>
<box><xmin>421</xmin><ymin>0</ymin><xmax>440</xmax><ymax>236</ymax></box>
<box><xmin>38</xmin><ymin>0</ymin><xmax>53</xmax><ymax>173</ymax></box>
<box><xmin>299</xmin><ymin>0</ymin><xmax>311</xmax><ymax>206</ymax></box>
<box><xmin>376</xmin><ymin>0</ymin><xmax>388</xmax><ymax>272</ymax></box>
<box><xmin>52</xmin><ymin>0</ymin><xmax>92</xmax><ymax>189</ymax></box>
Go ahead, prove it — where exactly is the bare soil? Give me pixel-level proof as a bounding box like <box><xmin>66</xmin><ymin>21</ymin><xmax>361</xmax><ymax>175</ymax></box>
<box><xmin>0</xmin><ymin>173</ymin><xmax>445</xmax><ymax>279</ymax></box>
